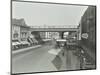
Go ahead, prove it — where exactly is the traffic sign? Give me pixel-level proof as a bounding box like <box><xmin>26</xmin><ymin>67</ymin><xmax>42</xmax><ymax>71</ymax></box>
<box><xmin>81</xmin><ymin>33</ymin><xmax>88</xmax><ymax>39</ymax></box>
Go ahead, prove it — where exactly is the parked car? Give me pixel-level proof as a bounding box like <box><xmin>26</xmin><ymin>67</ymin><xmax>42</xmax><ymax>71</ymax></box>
<box><xmin>20</xmin><ymin>40</ymin><xmax>31</xmax><ymax>47</ymax></box>
<box><xmin>56</xmin><ymin>39</ymin><xmax>66</xmax><ymax>48</ymax></box>
<box><xmin>66</xmin><ymin>37</ymin><xmax>78</xmax><ymax>50</ymax></box>
<box><xmin>12</xmin><ymin>40</ymin><xmax>22</xmax><ymax>50</ymax></box>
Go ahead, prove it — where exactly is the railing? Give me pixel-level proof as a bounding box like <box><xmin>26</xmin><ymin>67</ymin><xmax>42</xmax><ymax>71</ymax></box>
<box><xmin>30</xmin><ymin>25</ymin><xmax>78</xmax><ymax>28</ymax></box>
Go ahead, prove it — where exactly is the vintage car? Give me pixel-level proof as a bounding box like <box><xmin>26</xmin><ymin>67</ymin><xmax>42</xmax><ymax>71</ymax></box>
<box><xmin>12</xmin><ymin>40</ymin><xmax>22</xmax><ymax>50</ymax></box>
<box><xmin>55</xmin><ymin>39</ymin><xmax>67</xmax><ymax>48</ymax></box>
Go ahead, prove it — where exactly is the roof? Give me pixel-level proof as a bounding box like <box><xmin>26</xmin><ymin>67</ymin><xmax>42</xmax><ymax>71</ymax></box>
<box><xmin>56</xmin><ymin>39</ymin><xmax>66</xmax><ymax>42</ymax></box>
<box><xmin>12</xmin><ymin>18</ymin><xmax>28</xmax><ymax>27</ymax></box>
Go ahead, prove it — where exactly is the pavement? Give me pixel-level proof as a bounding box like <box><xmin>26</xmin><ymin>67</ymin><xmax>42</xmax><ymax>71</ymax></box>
<box><xmin>12</xmin><ymin>44</ymin><xmax>58</xmax><ymax>74</ymax></box>
<box><xmin>11</xmin><ymin>37</ymin><xmax>96</xmax><ymax>74</ymax></box>
<box><xmin>65</xmin><ymin>50</ymin><xmax>80</xmax><ymax>70</ymax></box>
<box><xmin>12</xmin><ymin>45</ymin><xmax>41</xmax><ymax>55</ymax></box>
<box><xmin>82</xmin><ymin>45</ymin><xmax>96</xmax><ymax>61</ymax></box>
<box><xmin>12</xmin><ymin>41</ymin><xmax>83</xmax><ymax>74</ymax></box>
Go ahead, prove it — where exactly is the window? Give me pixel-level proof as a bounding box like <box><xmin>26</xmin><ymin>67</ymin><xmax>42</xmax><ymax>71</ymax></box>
<box><xmin>13</xmin><ymin>33</ymin><xmax>18</xmax><ymax>39</ymax></box>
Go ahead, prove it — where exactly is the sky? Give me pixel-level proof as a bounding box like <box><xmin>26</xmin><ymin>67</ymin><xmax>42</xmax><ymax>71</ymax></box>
<box><xmin>12</xmin><ymin>1</ymin><xmax>88</xmax><ymax>27</ymax></box>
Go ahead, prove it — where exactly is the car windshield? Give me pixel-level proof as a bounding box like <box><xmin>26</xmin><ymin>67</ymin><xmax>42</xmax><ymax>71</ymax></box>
<box><xmin>12</xmin><ymin>40</ymin><xmax>19</xmax><ymax>42</ymax></box>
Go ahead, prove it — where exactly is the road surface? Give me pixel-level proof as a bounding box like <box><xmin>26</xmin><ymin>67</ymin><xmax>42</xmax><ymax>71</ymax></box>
<box><xmin>12</xmin><ymin>42</ymin><xmax>81</xmax><ymax>74</ymax></box>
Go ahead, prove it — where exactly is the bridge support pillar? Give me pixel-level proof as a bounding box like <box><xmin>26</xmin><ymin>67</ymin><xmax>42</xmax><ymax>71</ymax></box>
<box><xmin>59</xmin><ymin>32</ymin><xmax>64</xmax><ymax>39</ymax></box>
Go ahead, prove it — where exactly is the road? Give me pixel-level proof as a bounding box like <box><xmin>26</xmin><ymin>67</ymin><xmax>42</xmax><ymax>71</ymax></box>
<box><xmin>12</xmin><ymin>42</ymin><xmax>81</xmax><ymax>74</ymax></box>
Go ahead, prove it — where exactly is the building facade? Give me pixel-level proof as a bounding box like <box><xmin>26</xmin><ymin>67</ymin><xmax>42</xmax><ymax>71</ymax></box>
<box><xmin>12</xmin><ymin>24</ymin><xmax>20</xmax><ymax>40</ymax></box>
<box><xmin>80</xmin><ymin>6</ymin><xmax>96</xmax><ymax>53</ymax></box>
<box><xmin>20</xmin><ymin>26</ymin><xmax>30</xmax><ymax>41</ymax></box>
<box><xmin>12</xmin><ymin>18</ymin><xmax>30</xmax><ymax>41</ymax></box>
<box><xmin>79</xmin><ymin>6</ymin><xmax>96</xmax><ymax>65</ymax></box>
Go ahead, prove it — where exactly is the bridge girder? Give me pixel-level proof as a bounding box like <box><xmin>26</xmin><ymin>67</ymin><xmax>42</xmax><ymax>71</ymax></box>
<box><xmin>30</xmin><ymin>28</ymin><xmax>79</xmax><ymax>32</ymax></box>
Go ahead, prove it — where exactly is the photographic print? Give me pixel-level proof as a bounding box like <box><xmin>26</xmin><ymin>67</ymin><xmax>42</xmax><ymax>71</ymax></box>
<box><xmin>11</xmin><ymin>0</ymin><xmax>96</xmax><ymax>74</ymax></box>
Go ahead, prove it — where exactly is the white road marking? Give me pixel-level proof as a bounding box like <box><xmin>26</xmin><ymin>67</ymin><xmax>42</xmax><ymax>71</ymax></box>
<box><xmin>48</xmin><ymin>49</ymin><xmax>61</xmax><ymax>55</ymax></box>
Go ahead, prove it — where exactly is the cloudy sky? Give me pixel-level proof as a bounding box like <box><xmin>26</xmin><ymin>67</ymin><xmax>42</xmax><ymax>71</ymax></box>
<box><xmin>12</xmin><ymin>1</ymin><xmax>88</xmax><ymax>27</ymax></box>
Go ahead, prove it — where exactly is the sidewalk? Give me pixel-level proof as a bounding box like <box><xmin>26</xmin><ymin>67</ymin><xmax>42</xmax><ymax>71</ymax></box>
<box><xmin>82</xmin><ymin>45</ymin><xmax>96</xmax><ymax>61</ymax></box>
<box><xmin>12</xmin><ymin>45</ymin><xmax>41</xmax><ymax>55</ymax></box>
